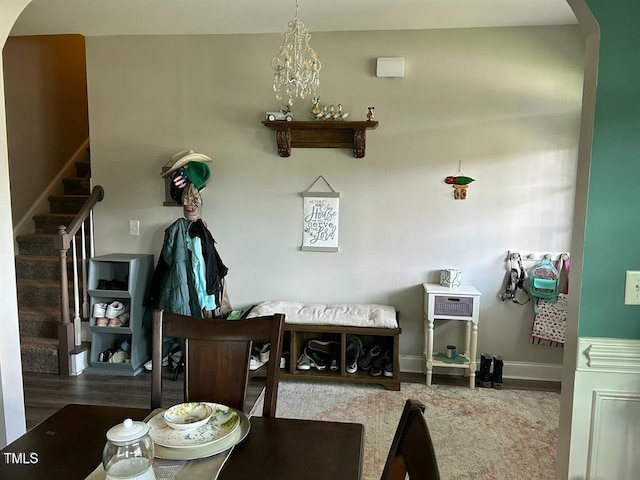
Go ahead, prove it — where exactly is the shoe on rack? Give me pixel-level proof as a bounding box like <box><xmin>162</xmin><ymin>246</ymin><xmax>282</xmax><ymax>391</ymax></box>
<box><xmin>105</xmin><ymin>301</ymin><xmax>127</xmax><ymax>319</ymax></box>
<box><xmin>109</xmin><ymin>350</ymin><xmax>129</xmax><ymax>364</ymax></box>
<box><xmin>358</xmin><ymin>344</ymin><xmax>382</xmax><ymax>370</ymax></box>
<box><xmin>144</xmin><ymin>356</ymin><xmax>169</xmax><ymax>371</ymax></box>
<box><xmin>249</xmin><ymin>356</ymin><xmax>265</xmax><ymax>370</ymax></box>
<box><xmin>382</xmin><ymin>351</ymin><xmax>393</xmax><ymax>378</ymax></box>
<box><xmin>92</xmin><ymin>302</ymin><xmax>108</xmax><ymax>326</ymax></box>
<box><xmin>369</xmin><ymin>350</ymin><xmax>392</xmax><ymax>377</ymax></box>
<box><xmin>92</xmin><ymin>302</ymin><xmax>107</xmax><ymax>318</ymax></box>
<box><xmin>304</xmin><ymin>346</ymin><xmax>326</xmax><ymax>371</ymax></box>
<box><xmin>280</xmin><ymin>351</ymin><xmax>290</xmax><ymax>369</ymax></box>
<box><xmin>296</xmin><ymin>353</ymin><xmax>311</xmax><ymax>371</ymax></box>
<box><xmin>346</xmin><ymin>335</ymin><xmax>363</xmax><ymax>374</ymax></box>
<box><xmin>329</xmin><ymin>357</ymin><xmax>339</xmax><ymax>371</ymax></box>
<box><xmin>110</xmin><ymin>279</ymin><xmax>128</xmax><ymax>290</ymax></box>
<box><xmin>307</xmin><ymin>339</ymin><xmax>340</xmax><ymax>357</ymax></box>
<box><xmin>98</xmin><ymin>347</ymin><xmax>118</xmax><ymax>363</ymax></box>
<box><xmin>253</xmin><ymin>343</ymin><xmax>270</xmax><ymax>363</ymax></box>
<box><xmin>108</xmin><ymin>311</ymin><xmax>130</xmax><ymax>327</ymax></box>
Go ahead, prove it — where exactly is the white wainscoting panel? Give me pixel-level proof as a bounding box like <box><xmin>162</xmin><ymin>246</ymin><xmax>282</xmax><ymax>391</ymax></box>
<box><xmin>568</xmin><ymin>337</ymin><xmax>640</xmax><ymax>480</ymax></box>
<box><xmin>586</xmin><ymin>391</ymin><xmax>640</xmax><ymax>479</ymax></box>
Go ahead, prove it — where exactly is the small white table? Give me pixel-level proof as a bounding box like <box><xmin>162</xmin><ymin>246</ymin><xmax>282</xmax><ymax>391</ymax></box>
<box><xmin>423</xmin><ymin>283</ymin><xmax>482</xmax><ymax>388</ymax></box>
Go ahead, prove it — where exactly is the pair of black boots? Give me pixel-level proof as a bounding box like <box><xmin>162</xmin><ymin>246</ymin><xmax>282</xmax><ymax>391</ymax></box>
<box><xmin>476</xmin><ymin>353</ymin><xmax>503</xmax><ymax>389</ymax></box>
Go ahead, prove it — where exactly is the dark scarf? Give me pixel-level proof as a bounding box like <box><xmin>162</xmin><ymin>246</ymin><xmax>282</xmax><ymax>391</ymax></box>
<box><xmin>188</xmin><ymin>219</ymin><xmax>228</xmax><ymax>304</ymax></box>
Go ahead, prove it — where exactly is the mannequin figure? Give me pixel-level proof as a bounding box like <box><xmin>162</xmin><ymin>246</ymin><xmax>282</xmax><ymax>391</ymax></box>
<box><xmin>182</xmin><ymin>183</ymin><xmax>202</xmax><ymax>221</ymax></box>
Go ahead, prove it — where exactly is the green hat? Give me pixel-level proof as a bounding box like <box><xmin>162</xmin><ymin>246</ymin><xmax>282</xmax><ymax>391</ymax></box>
<box><xmin>182</xmin><ymin>161</ymin><xmax>210</xmax><ymax>190</ymax></box>
<box><xmin>161</xmin><ymin>150</ymin><xmax>212</xmax><ymax>178</ymax></box>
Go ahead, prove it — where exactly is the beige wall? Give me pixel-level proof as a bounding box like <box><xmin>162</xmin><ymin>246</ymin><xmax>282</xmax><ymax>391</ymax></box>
<box><xmin>3</xmin><ymin>33</ymin><xmax>88</xmax><ymax>225</ymax></box>
<box><xmin>86</xmin><ymin>26</ymin><xmax>583</xmax><ymax>371</ymax></box>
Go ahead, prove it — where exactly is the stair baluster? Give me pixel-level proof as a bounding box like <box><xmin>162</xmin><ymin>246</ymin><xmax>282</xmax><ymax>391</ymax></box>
<box><xmin>54</xmin><ymin>185</ymin><xmax>104</xmax><ymax>375</ymax></box>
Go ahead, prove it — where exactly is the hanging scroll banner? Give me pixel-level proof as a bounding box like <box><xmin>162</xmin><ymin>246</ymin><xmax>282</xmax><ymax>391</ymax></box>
<box><xmin>302</xmin><ymin>175</ymin><xmax>340</xmax><ymax>252</ymax></box>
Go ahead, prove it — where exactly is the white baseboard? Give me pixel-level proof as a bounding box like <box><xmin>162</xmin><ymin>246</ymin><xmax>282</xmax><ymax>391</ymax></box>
<box><xmin>70</xmin><ymin>349</ymin><xmax>89</xmax><ymax>376</ymax></box>
<box><xmin>399</xmin><ymin>355</ymin><xmax>562</xmax><ymax>382</ymax></box>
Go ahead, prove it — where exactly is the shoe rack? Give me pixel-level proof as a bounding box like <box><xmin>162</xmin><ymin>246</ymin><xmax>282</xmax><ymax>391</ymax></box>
<box><xmin>250</xmin><ymin>320</ymin><xmax>401</xmax><ymax>391</ymax></box>
<box><xmin>86</xmin><ymin>254</ymin><xmax>154</xmax><ymax>376</ymax></box>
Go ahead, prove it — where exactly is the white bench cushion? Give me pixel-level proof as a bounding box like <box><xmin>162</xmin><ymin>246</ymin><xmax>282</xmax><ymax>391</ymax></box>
<box><xmin>246</xmin><ymin>301</ymin><xmax>398</xmax><ymax>329</ymax></box>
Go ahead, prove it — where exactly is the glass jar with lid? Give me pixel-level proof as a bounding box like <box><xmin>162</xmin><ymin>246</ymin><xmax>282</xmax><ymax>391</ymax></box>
<box><xmin>102</xmin><ymin>418</ymin><xmax>155</xmax><ymax>480</ymax></box>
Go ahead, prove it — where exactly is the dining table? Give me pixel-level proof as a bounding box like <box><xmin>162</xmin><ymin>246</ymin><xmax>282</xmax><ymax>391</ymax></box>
<box><xmin>0</xmin><ymin>403</ymin><xmax>365</xmax><ymax>480</ymax></box>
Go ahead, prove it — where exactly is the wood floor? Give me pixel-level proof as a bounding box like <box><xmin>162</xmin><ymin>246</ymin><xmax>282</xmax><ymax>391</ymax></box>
<box><xmin>22</xmin><ymin>368</ymin><xmax>265</xmax><ymax>430</ymax></box>
<box><xmin>22</xmin><ymin>369</ymin><xmax>560</xmax><ymax>430</ymax></box>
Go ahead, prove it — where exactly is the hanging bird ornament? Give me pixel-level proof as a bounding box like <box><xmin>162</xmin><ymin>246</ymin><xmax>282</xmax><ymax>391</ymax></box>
<box><xmin>444</xmin><ymin>175</ymin><xmax>475</xmax><ymax>185</ymax></box>
<box><xmin>445</xmin><ymin>162</ymin><xmax>475</xmax><ymax>199</ymax></box>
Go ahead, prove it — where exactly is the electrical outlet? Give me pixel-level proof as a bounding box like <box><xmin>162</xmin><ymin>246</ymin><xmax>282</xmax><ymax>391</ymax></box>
<box><xmin>624</xmin><ymin>270</ymin><xmax>640</xmax><ymax>305</ymax></box>
<box><xmin>129</xmin><ymin>220</ymin><xmax>140</xmax><ymax>236</ymax></box>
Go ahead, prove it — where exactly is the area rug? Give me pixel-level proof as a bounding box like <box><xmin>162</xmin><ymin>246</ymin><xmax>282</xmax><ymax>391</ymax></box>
<box><xmin>253</xmin><ymin>380</ymin><xmax>559</xmax><ymax>480</ymax></box>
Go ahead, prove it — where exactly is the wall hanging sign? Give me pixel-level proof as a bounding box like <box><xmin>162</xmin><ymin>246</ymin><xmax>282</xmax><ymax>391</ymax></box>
<box><xmin>302</xmin><ymin>175</ymin><xmax>340</xmax><ymax>252</ymax></box>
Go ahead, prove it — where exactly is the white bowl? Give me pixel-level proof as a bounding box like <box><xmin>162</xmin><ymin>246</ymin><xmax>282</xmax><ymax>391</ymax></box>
<box><xmin>163</xmin><ymin>402</ymin><xmax>213</xmax><ymax>431</ymax></box>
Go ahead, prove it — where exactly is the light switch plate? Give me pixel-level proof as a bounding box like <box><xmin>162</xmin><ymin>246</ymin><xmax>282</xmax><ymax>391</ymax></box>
<box><xmin>129</xmin><ymin>220</ymin><xmax>140</xmax><ymax>236</ymax></box>
<box><xmin>624</xmin><ymin>270</ymin><xmax>640</xmax><ymax>305</ymax></box>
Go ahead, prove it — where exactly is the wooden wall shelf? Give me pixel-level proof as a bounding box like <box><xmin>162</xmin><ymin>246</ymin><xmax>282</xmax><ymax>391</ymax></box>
<box><xmin>261</xmin><ymin>120</ymin><xmax>379</xmax><ymax>158</ymax></box>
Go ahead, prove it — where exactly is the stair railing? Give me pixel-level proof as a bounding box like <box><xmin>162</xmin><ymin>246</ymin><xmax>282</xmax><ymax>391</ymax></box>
<box><xmin>53</xmin><ymin>185</ymin><xmax>104</xmax><ymax>376</ymax></box>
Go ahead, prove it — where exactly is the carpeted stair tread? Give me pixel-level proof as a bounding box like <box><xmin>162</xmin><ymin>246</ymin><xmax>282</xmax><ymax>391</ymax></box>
<box><xmin>19</xmin><ymin>305</ymin><xmax>60</xmax><ymax>321</ymax></box>
<box><xmin>15</xmin><ymin>254</ymin><xmax>74</xmax><ymax>281</ymax></box>
<box><xmin>21</xmin><ymin>337</ymin><xmax>59</xmax><ymax>374</ymax></box>
<box><xmin>17</xmin><ymin>279</ymin><xmax>59</xmax><ymax>288</ymax></box>
<box><xmin>62</xmin><ymin>177</ymin><xmax>91</xmax><ymax>195</ymax></box>
<box><xmin>16</xmin><ymin>232</ymin><xmax>55</xmax><ymax>242</ymax></box>
<box><xmin>21</xmin><ymin>336</ymin><xmax>59</xmax><ymax>346</ymax></box>
<box><xmin>16</xmin><ymin>232</ymin><xmax>88</xmax><ymax>256</ymax></box>
<box><xmin>75</xmin><ymin>160</ymin><xmax>91</xmax><ymax>177</ymax></box>
<box><xmin>32</xmin><ymin>213</ymin><xmax>76</xmax><ymax>234</ymax></box>
<box><xmin>16</xmin><ymin>233</ymin><xmax>56</xmax><ymax>256</ymax></box>
<box><xmin>17</xmin><ymin>279</ymin><xmax>81</xmax><ymax>308</ymax></box>
<box><xmin>47</xmin><ymin>194</ymin><xmax>90</xmax><ymax>214</ymax></box>
<box><xmin>19</xmin><ymin>306</ymin><xmax>60</xmax><ymax>338</ymax></box>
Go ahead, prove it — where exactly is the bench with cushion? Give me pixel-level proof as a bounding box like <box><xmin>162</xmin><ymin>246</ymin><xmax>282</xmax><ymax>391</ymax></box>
<box><xmin>245</xmin><ymin>301</ymin><xmax>401</xmax><ymax>390</ymax></box>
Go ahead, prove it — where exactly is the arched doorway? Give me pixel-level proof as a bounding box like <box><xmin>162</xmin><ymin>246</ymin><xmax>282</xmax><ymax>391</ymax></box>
<box><xmin>0</xmin><ymin>5</ymin><xmax>600</xmax><ymax>478</ymax></box>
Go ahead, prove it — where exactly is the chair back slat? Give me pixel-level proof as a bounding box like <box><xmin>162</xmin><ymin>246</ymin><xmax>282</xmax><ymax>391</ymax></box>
<box><xmin>380</xmin><ymin>399</ymin><xmax>441</xmax><ymax>480</ymax></box>
<box><xmin>184</xmin><ymin>339</ymin><xmax>251</xmax><ymax>411</ymax></box>
<box><xmin>151</xmin><ymin>309</ymin><xmax>284</xmax><ymax>417</ymax></box>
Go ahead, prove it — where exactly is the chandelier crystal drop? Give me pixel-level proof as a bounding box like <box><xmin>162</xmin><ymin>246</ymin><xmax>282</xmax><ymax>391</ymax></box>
<box><xmin>272</xmin><ymin>0</ymin><xmax>321</xmax><ymax>106</ymax></box>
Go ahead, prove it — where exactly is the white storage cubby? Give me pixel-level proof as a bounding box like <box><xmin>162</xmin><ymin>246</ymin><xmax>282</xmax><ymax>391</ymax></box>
<box><xmin>87</xmin><ymin>254</ymin><xmax>153</xmax><ymax>376</ymax></box>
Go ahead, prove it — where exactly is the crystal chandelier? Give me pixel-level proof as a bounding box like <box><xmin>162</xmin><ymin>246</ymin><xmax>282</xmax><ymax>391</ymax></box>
<box><xmin>272</xmin><ymin>0</ymin><xmax>321</xmax><ymax>105</ymax></box>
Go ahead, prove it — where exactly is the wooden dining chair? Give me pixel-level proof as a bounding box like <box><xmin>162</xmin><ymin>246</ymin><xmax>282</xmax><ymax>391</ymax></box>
<box><xmin>380</xmin><ymin>399</ymin><xmax>441</xmax><ymax>480</ymax></box>
<box><xmin>151</xmin><ymin>309</ymin><xmax>285</xmax><ymax>417</ymax></box>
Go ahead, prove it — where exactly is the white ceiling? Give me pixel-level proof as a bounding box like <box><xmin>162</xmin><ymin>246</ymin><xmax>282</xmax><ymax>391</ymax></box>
<box><xmin>11</xmin><ymin>0</ymin><xmax>577</xmax><ymax>37</ymax></box>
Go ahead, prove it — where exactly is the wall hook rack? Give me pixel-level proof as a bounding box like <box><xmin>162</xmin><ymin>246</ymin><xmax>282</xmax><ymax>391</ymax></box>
<box><xmin>508</xmin><ymin>251</ymin><xmax>570</xmax><ymax>263</ymax></box>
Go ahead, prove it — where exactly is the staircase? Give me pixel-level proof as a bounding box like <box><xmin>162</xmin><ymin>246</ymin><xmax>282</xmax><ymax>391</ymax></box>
<box><xmin>15</xmin><ymin>157</ymin><xmax>91</xmax><ymax>374</ymax></box>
